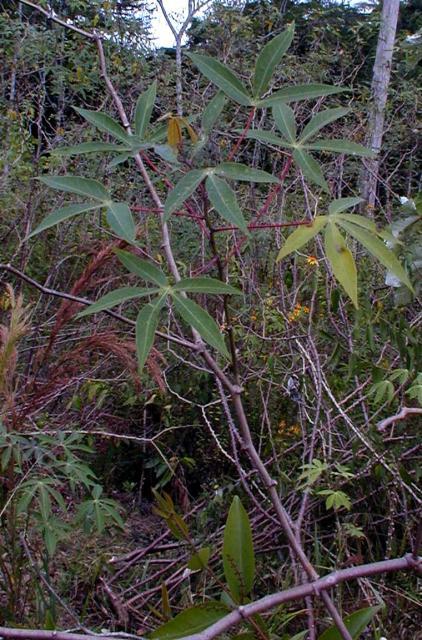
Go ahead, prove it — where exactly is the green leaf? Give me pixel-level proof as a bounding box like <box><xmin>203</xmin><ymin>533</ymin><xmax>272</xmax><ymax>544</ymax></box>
<box><xmin>245</xmin><ymin>129</ymin><xmax>291</xmax><ymax>147</ymax></box>
<box><xmin>188</xmin><ymin>547</ymin><xmax>211</xmax><ymax>571</ymax></box>
<box><xmin>318</xmin><ymin>605</ymin><xmax>382</xmax><ymax>640</ymax></box>
<box><xmin>299</xmin><ymin>107</ymin><xmax>349</xmax><ymax>143</ymax></box>
<box><xmin>173</xmin><ymin>277</ymin><xmax>241</xmax><ymax>295</ymax></box>
<box><xmin>74</xmin><ymin>107</ymin><xmax>130</xmax><ymax>143</ymax></box>
<box><xmin>206</xmin><ymin>175</ymin><xmax>249</xmax><ymax>235</ymax></box>
<box><xmin>172</xmin><ymin>293</ymin><xmax>229</xmax><ymax>358</ymax></box>
<box><xmin>272</xmin><ymin>103</ymin><xmax>296</xmax><ymax>143</ymax></box>
<box><xmin>202</xmin><ymin>92</ymin><xmax>227</xmax><ymax>135</ymax></box>
<box><xmin>164</xmin><ymin>169</ymin><xmax>206</xmax><ymax>221</ymax></box>
<box><xmin>54</xmin><ymin>142</ymin><xmax>128</xmax><ymax>155</ymax></box>
<box><xmin>253</xmin><ymin>23</ymin><xmax>295</xmax><ymax>97</ymax></box>
<box><xmin>77</xmin><ymin>287</ymin><xmax>159</xmax><ymax>318</ymax></box>
<box><xmin>150</xmin><ymin>602</ymin><xmax>229</xmax><ymax>640</ymax></box>
<box><xmin>258</xmin><ymin>84</ymin><xmax>345</xmax><ymax>107</ymax></box>
<box><xmin>115</xmin><ymin>249</ymin><xmax>168</xmax><ymax>287</ymax></box>
<box><xmin>335</xmin><ymin>213</ymin><xmax>377</xmax><ymax>233</ymax></box>
<box><xmin>289</xmin><ymin>632</ymin><xmax>308</xmax><ymax>640</ymax></box>
<box><xmin>293</xmin><ymin>148</ymin><xmax>329</xmax><ymax>192</ymax></box>
<box><xmin>305</xmin><ymin>139</ymin><xmax>375</xmax><ymax>156</ymax></box>
<box><xmin>106</xmin><ymin>202</ymin><xmax>136</xmax><ymax>243</ymax></box>
<box><xmin>223</xmin><ymin>496</ymin><xmax>255</xmax><ymax>603</ymax></box>
<box><xmin>215</xmin><ymin>162</ymin><xmax>279</xmax><ymax>183</ymax></box>
<box><xmin>108</xmin><ymin>153</ymin><xmax>130</xmax><ymax>168</ymax></box>
<box><xmin>187</xmin><ymin>53</ymin><xmax>252</xmax><ymax>106</ymax></box>
<box><xmin>324</xmin><ymin>222</ymin><xmax>358</xmax><ymax>308</ymax></box>
<box><xmin>28</xmin><ymin>202</ymin><xmax>100</xmax><ymax>237</ymax></box>
<box><xmin>328</xmin><ymin>197</ymin><xmax>363</xmax><ymax>216</ymax></box>
<box><xmin>134</xmin><ymin>81</ymin><xmax>157</xmax><ymax>139</ymax></box>
<box><xmin>136</xmin><ymin>299</ymin><xmax>163</xmax><ymax>373</ymax></box>
<box><xmin>337</xmin><ymin>220</ymin><xmax>413</xmax><ymax>291</ymax></box>
<box><xmin>153</xmin><ymin>144</ymin><xmax>179</xmax><ymax>165</ymax></box>
<box><xmin>277</xmin><ymin>216</ymin><xmax>327</xmax><ymax>261</ymax></box>
<box><xmin>38</xmin><ymin>176</ymin><xmax>109</xmax><ymax>201</ymax></box>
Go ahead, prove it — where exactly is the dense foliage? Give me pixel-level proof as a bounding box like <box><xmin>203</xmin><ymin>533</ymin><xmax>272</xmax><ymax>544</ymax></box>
<box><xmin>0</xmin><ymin>1</ymin><xmax>420</xmax><ymax>639</ymax></box>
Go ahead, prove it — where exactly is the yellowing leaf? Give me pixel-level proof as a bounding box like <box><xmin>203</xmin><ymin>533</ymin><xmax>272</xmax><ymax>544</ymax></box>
<box><xmin>167</xmin><ymin>117</ymin><xmax>182</xmax><ymax>148</ymax></box>
<box><xmin>324</xmin><ymin>222</ymin><xmax>358</xmax><ymax>308</ymax></box>
<box><xmin>277</xmin><ymin>216</ymin><xmax>327</xmax><ymax>261</ymax></box>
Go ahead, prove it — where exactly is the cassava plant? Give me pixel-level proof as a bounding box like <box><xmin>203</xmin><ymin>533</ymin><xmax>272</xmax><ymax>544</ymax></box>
<box><xmin>0</xmin><ymin>3</ymin><xmax>420</xmax><ymax>640</ymax></box>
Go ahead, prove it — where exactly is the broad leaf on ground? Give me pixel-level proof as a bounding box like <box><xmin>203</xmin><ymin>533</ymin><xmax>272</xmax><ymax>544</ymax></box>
<box><xmin>150</xmin><ymin>602</ymin><xmax>229</xmax><ymax>640</ymax></box>
<box><xmin>318</xmin><ymin>605</ymin><xmax>382</xmax><ymax>640</ymax></box>
<box><xmin>223</xmin><ymin>496</ymin><xmax>255</xmax><ymax>603</ymax></box>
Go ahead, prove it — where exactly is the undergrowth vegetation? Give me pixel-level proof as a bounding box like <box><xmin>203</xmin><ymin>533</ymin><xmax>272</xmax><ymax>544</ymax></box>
<box><xmin>0</xmin><ymin>1</ymin><xmax>420</xmax><ymax>639</ymax></box>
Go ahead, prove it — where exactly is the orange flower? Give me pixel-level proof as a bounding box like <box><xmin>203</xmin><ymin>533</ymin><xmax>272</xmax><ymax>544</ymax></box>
<box><xmin>306</xmin><ymin>255</ymin><xmax>319</xmax><ymax>267</ymax></box>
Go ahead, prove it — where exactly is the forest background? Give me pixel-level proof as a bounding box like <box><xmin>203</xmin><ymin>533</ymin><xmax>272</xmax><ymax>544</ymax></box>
<box><xmin>0</xmin><ymin>1</ymin><xmax>421</xmax><ymax>639</ymax></box>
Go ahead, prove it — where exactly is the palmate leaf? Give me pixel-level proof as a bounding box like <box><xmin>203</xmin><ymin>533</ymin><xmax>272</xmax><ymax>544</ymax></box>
<box><xmin>38</xmin><ymin>175</ymin><xmax>110</xmax><ymax>201</ymax></box>
<box><xmin>328</xmin><ymin>197</ymin><xmax>363</xmax><ymax>216</ymax></box>
<box><xmin>77</xmin><ymin>287</ymin><xmax>159</xmax><ymax>318</ymax></box>
<box><xmin>277</xmin><ymin>216</ymin><xmax>327</xmax><ymax>261</ymax></box>
<box><xmin>246</xmin><ymin>129</ymin><xmax>290</xmax><ymax>147</ymax></box>
<box><xmin>318</xmin><ymin>605</ymin><xmax>382</xmax><ymax>640</ymax></box>
<box><xmin>337</xmin><ymin>219</ymin><xmax>413</xmax><ymax>291</ymax></box>
<box><xmin>164</xmin><ymin>169</ymin><xmax>206</xmax><ymax>221</ymax></box>
<box><xmin>150</xmin><ymin>602</ymin><xmax>229</xmax><ymax>640</ymax></box>
<box><xmin>223</xmin><ymin>496</ymin><xmax>255</xmax><ymax>603</ymax></box>
<box><xmin>293</xmin><ymin>148</ymin><xmax>329</xmax><ymax>192</ymax></box>
<box><xmin>172</xmin><ymin>293</ymin><xmax>229</xmax><ymax>358</ymax></box>
<box><xmin>215</xmin><ymin>162</ymin><xmax>279</xmax><ymax>183</ymax></box>
<box><xmin>54</xmin><ymin>142</ymin><xmax>128</xmax><ymax>156</ymax></box>
<box><xmin>306</xmin><ymin>139</ymin><xmax>375</xmax><ymax>156</ymax></box>
<box><xmin>258</xmin><ymin>84</ymin><xmax>345</xmax><ymax>107</ymax></box>
<box><xmin>299</xmin><ymin>107</ymin><xmax>350</xmax><ymax>143</ymax></box>
<box><xmin>206</xmin><ymin>174</ymin><xmax>249</xmax><ymax>235</ymax></box>
<box><xmin>74</xmin><ymin>107</ymin><xmax>131</xmax><ymax>144</ymax></box>
<box><xmin>115</xmin><ymin>249</ymin><xmax>168</xmax><ymax>287</ymax></box>
<box><xmin>28</xmin><ymin>202</ymin><xmax>100</xmax><ymax>237</ymax></box>
<box><xmin>324</xmin><ymin>222</ymin><xmax>358</xmax><ymax>308</ymax></box>
<box><xmin>187</xmin><ymin>53</ymin><xmax>252</xmax><ymax>106</ymax></box>
<box><xmin>136</xmin><ymin>299</ymin><xmax>163</xmax><ymax>373</ymax></box>
<box><xmin>134</xmin><ymin>81</ymin><xmax>157</xmax><ymax>139</ymax></box>
<box><xmin>253</xmin><ymin>23</ymin><xmax>295</xmax><ymax>98</ymax></box>
<box><xmin>173</xmin><ymin>277</ymin><xmax>241</xmax><ymax>295</ymax></box>
<box><xmin>272</xmin><ymin>103</ymin><xmax>296</xmax><ymax>143</ymax></box>
<box><xmin>106</xmin><ymin>202</ymin><xmax>136</xmax><ymax>243</ymax></box>
<box><xmin>335</xmin><ymin>213</ymin><xmax>377</xmax><ymax>233</ymax></box>
<box><xmin>201</xmin><ymin>91</ymin><xmax>226</xmax><ymax>135</ymax></box>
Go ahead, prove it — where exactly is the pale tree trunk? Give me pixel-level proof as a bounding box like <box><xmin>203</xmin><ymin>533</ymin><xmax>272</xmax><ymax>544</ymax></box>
<box><xmin>361</xmin><ymin>0</ymin><xmax>400</xmax><ymax>212</ymax></box>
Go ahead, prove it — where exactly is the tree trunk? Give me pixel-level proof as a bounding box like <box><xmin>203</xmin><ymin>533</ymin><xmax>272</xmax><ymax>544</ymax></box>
<box><xmin>361</xmin><ymin>0</ymin><xmax>400</xmax><ymax>213</ymax></box>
